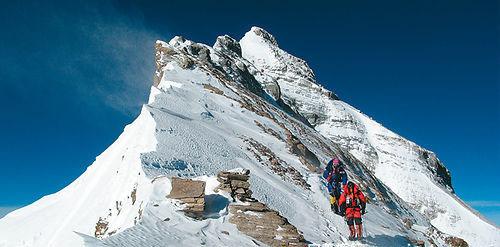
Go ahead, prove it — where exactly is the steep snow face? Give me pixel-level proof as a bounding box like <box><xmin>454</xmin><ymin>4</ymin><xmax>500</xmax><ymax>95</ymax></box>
<box><xmin>0</xmin><ymin>106</ymin><xmax>158</xmax><ymax>247</ymax></box>
<box><xmin>240</xmin><ymin>26</ymin><xmax>500</xmax><ymax>246</ymax></box>
<box><xmin>240</xmin><ymin>27</ymin><xmax>378</xmax><ymax>168</ymax></box>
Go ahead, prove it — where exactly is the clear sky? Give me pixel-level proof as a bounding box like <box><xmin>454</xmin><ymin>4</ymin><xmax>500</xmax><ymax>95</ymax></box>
<box><xmin>0</xmin><ymin>0</ymin><xmax>498</xmax><ymax>224</ymax></box>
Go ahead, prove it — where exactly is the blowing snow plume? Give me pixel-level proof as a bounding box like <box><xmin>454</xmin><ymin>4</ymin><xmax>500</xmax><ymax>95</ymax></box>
<box><xmin>0</xmin><ymin>1</ymin><xmax>163</xmax><ymax>116</ymax></box>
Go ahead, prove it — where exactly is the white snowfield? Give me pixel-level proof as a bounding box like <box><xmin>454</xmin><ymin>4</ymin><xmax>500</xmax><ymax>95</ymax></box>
<box><xmin>0</xmin><ymin>27</ymin><xmax>498</xmax><ymax>247</ymax></box>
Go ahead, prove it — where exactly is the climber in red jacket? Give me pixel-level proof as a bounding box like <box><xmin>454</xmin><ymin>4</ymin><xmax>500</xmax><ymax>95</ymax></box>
<box><xmin>338</xmin><ymin>181</ymin><xmax>367</xmax><ymax>240</ymax></box>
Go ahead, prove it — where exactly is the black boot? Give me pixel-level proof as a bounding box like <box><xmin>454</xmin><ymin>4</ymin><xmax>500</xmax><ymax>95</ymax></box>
<box><xmin>331</xmin><ymin>202</ymin><xmax>339</xmax><ymax>214</ymax></box>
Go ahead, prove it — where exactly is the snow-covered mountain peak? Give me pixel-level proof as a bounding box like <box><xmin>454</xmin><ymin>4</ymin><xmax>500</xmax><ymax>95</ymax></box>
<box><xmin>241</xmin><ymin>27</ymin><xmax>320</xmax><ymax>87</ymax></box>
<box><xmin>248</xmin><ymin>26</ymin><xmax>279</xmax><ymax>46</ymax></box>
<box><xmin>1</xmin><ymin>27</ymin><xmax>498</xmax><ymax>247</ymax></box>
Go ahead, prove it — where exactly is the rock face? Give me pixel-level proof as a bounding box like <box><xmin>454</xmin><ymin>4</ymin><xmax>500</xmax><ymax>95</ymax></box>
<box><xmin>218</xmin><ymin>169</ymin><xmax>307</xmax><ymax>246</ymax></box>
<box><xmin>169</xmin><ymin>177</ymin><xmax>206</xmax><ymax>217</ymax></box>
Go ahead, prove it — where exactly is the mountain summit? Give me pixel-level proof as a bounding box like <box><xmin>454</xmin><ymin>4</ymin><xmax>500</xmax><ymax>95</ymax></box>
<box><xmin>1</xmin><ymin>27</ymin><xmax>498</xmax><ymax>247</ymax></box>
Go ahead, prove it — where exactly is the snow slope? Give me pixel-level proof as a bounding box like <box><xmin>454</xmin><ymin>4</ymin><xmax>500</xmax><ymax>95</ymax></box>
<box><xmin>0</xmin><ymin>27</ymin><xmax>498</xmax><ymax>247</ymax></box>
<box><xmin>0</xmin><ymin>105</ymin><xmax>157</xmax><ymax>246</ymax></box>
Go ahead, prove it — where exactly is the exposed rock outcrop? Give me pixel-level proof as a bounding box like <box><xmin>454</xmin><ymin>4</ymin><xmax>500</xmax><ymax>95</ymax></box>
<box><xmin>445</xmin><ymin>236</ymin><xmax>469</xmax><ymax>247</ymax></box>
<box><xmin>214</xmin><ymin>35</ymin><xmax>243</xmax><ymax>57</ymax></box>
<box><xmin>419</xmin><ymin>149</ymin><xmax>453</xmax><ymax>192</ymax></box>
<box><xmin>94</xmin><ymin>217</ymin><xmax>109</xmax><ymax>238</ymax></box>
<box><xmin>243</xmin><ymin>137</ymin><xmax>310</xmax><ymax>189</ymax></box>
<box><xmin>169</xmin><ymin>177</ymin><xmax>206</xmax><ymax>217</ymax></box>
<box><xmin>229</xmin><ymin>202</ymin><xmax>306</xmax><ymax>247</ymax></box>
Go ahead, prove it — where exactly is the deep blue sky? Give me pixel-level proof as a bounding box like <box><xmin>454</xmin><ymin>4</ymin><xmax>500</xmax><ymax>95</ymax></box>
<box><xmin>1</xmin><ymin>0</ymin><xmax>498</xmax><ymax>224</ymax></box>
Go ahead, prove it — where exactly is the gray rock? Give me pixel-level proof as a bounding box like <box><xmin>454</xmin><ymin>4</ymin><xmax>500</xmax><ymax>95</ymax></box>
<box><xmin>230</xmin><ymin>180</ymin><xmax>250</xmax><ymax>189</ymax></box>
<box><xmin>214</xmin><ymin>35</ymin><xmax>242</xmax><ymax>56</ymax></box>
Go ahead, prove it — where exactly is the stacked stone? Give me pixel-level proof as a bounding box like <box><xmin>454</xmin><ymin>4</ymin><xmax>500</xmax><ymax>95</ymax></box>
<box><xmin>216</xmin><ymin>169</ymin><xmax>254</xmax><ymax>202</ymax></box>
<box><xmin>169</xmin><ymin>177</ymin><xmax>206</xmax><ymax>217</ymax></box>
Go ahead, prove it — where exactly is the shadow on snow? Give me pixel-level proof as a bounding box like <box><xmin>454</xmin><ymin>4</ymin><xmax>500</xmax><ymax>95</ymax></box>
<box><xmin>361</xmin><ymin>234</ymin><xmax>410</xmax><ymax>246</ymax></box>
<box><xmin>203</xmin><ymin>194</ymin><xmax>230</xmax><ymax>219</ymax></box>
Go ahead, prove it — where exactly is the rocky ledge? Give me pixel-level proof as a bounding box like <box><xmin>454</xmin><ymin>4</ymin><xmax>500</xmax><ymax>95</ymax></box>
<box><xmin>229</xmin><ymin>202</ymin><xmax>307</xmax><ymax>247</ymax></box>
<box><xmin>217</xmin><ymin>169</ymin><xmax>307</xmax><ymax>246</ymax></box>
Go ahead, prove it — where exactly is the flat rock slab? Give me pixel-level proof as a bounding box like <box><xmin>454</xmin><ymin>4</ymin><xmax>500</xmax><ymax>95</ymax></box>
<box><xmin>169</xmin><ymin>177</ymin><xmax>205</xmax><ymax>199</ymax></box>
<box><xmin>229</xmin><ymin>202</ymin><xmax>307</xmax><ymax>247</ymax></box>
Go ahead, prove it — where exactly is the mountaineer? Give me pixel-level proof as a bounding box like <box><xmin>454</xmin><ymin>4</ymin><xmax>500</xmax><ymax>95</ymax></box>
<box><xmin>338</xmin><ymin>181</ymin><xmax>367</xmax><ymax>241</ymax></box>
<box><xmin>322</xmin><ymin>158</ymin><xmax>347</xmax><ymax>214</ymax></box>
